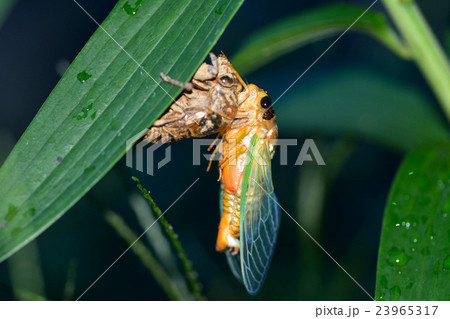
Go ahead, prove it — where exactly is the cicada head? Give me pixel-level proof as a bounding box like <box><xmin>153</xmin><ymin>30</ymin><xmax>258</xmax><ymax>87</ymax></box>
<box><xmin>236</xmin><ymin>84</ymin><xmax>278</xmax><ymax>148</ymax></box>
<box><xmin>217</xmin><ymin>54</ymin><xmax>244</xmax><ymax>91</ymax></box>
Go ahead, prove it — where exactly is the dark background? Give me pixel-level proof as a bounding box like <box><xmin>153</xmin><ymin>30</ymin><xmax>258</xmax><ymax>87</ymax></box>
<box><xmin>0</xmin><ymin>0</ymin><xmax>448</xmax><ymax>300</ymax></box>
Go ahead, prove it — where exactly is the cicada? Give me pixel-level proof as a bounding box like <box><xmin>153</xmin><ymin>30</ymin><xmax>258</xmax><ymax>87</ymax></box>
<box><xmin>215</xmin><ymin>83</ymin><xmax>281</xmax><ymax>295</ymax></box>
<box><xmin>145</xmin><ymin>53</ymin><xmax>246</xmax><ymax>143</ymax></box>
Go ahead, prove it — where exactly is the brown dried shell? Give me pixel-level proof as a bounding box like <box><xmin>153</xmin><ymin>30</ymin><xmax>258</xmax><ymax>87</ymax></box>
<box><xmin>145</xmin><ymin>53</ymin><xmax>244</xmax><ymax>143</ymax></box>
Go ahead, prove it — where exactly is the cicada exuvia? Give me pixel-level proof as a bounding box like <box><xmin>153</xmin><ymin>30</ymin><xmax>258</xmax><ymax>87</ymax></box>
<box><xmin>215</xmin><ymin>83</ymin><xmax>281</xmax><ymax>295</ymax></box>
<box><xmin>145</xmin><ymin>53</ymin><xmax>246</xmax><ymax>143</ymax></box>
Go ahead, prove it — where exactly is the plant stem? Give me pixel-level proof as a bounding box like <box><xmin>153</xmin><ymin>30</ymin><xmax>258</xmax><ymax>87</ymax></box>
<box><xmin>132</xmin><ymin>177</ymin><xmax>205</xmax><ymax>300</ymax></box>
<box><xmin>382</xmin><ymin>0</ymin><xmax>450</xmax><ymax>121</ymax></box>
<box><xmin>104</xmin><ymin>210</ymin><xmax>184</xmax><ymax>301</ymax></box>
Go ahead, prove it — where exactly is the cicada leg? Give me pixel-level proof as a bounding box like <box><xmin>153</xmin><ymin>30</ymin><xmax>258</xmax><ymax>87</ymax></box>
<box><xmin>192</xmin><ymin>52</ymin><xmax>219</xmax><ymax>81</ymax></box>
<box><xmin>160</xmin><ymin>72</ymin><xmax>193</xmax><ymax>91</ymax></box>
<box><xmin>162</xmin><ymin>52</ymin><xmax>219</xmax><ymax>91</ymax></box>
<box><xmin>206</xmin><ymin>134</ymin><xmax>223</xmax><ymax>172</ymax></box>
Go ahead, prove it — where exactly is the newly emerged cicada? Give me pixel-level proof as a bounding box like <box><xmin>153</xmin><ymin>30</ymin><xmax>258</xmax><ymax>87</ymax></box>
<box><xmin>145</xmin><ymin>53</ymin><xmax>246</xmax><ymax>143</ymax></box>
<box><xmin>147</xmin><ymin>52</ymin><xmax>280</xmax><ymax>295</ymax></box>
<box><xmin>215</xmin><ymin>83</ymin><xmax>281</xmax><ymax>295</ymax></box>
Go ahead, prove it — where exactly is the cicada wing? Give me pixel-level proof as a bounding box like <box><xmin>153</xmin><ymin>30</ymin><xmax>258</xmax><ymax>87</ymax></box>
<box><xmin>239</xmin><ymin>136</ymin><xmax>281</xmax><ymax>295</ymax></box>
<box><xmin>225</xmin><ymin>249</ymin><xmax>243</xmax><ymax>284</ymax></box>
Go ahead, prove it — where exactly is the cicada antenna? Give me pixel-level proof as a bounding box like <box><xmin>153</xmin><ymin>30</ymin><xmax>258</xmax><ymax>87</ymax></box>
<box><xmin>206</xmin><ymin>133</ymin><xmax>222</xmax><ymax>173</ymax></box>
<box><xmin>233</xmin><ymin>68</ymin><xmax>247</xmax><ymax>89</ymax></box>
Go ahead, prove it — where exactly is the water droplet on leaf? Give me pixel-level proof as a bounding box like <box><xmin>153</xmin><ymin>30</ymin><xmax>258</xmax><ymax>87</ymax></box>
<box><xmin>443</xmin><ymin>255</ymin><xmax>450</xmax><ymax>270</ymax></box>
<box><xmin>5</xmin><ymin>205</ymin><xmax>19</xmax><ymax>222</ymax></box>
<box><xmin>83</xmin><ymin>165</ymin><xmax>96</xmax><ymax>174</ymax></box>
<box><xmin>74</xmin><ymin>103</ymin><xmax>94</xmax><ymax>121</ymax></box>
<box><xmin>77</xmin><ymin>70</ymin><xmax>92</xmax><ymax>83</ymax></box>
<box><xmin>387</xmin><ymin>247</ymin><xmax>410</xmax><ymax>266</ymax></box>
<box><xmin>24</xmin><ymin>208</ymin><xmax>36</xmax><ymax>218</ymax></box>
<box><xmin>123</xmin><ymin>0</ymin><xmax>143</xmax><ymax>15</ymax></box>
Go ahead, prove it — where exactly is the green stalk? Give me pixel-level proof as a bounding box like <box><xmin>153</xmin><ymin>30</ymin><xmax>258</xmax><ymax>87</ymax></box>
<box><xmin>104</xmin><ymin>210</ymin><xmax>184</xmax><ymax>301</ymax></box>
<box><xmin>132</xmin><ymin>177</ymin><xmax>205</xmax><ymax>301</ymax></box>
<box><xmin>382</xmin><ymin>0</ymin><xmax>450</xmax><ymax>121</ymax></box>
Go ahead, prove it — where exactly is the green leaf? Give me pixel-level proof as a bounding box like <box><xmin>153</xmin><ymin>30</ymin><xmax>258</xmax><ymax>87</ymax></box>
<box><xmin>0</xmin><ymin>0</ymin><xmax>244</xmax><ymax>262</ymax></box>
<box><xmin>376</xmin><ymin>143</ymin><xmax>450</xmax><ymax>300</ymax></box>
<box><xmin>0</xmin><ymin>0</ymin><xmax>16</xmax><ymax>28</ymax></box>
<box><xmin>231</xmin><ymin>4</ymin><xmax>411</xmax><ymax>75</ymax></box>
<box><xmin>276</xmin><ymin>67</ymin><xmax>450</xmax><ymax>152</ymax></box>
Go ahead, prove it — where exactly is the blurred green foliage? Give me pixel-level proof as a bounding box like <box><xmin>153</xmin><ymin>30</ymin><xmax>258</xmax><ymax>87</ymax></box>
<box><xmin>0</xmin><ymin>0</ymin><xmax>449</xmax><ymax>301</ymax></box>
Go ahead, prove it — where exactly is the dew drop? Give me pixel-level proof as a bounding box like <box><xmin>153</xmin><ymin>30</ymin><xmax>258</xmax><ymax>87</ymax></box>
<box><xmin>74</xmin><ymin>103</ymin><xmax>94</xmax><ymax>121</ymax></box>
<box><xmin>77</xmin><ymin>70</ymin><xmax>92</xmax><ymax>83</ymax></box>
<box><xmin>443</xmin><ymin>255</ymin><xmax>450</xmax><ymax>270</ymax></box>
<box><xmin>392</xmin><ymin>202</ymin><xmax>397</xmax><ymax>206</ymax></box>
<box><xmin>215</xmin><ymin>4</ymin><xmax>225</xmax><ymax>14</ymax></box>
<box><xmin>408</xmin><ymin>171</ymin><xmax>414</xmax><ymax>175</ymax></box>
<box><xmin>123</xmin><ymin>0</ymin><xmax>143</xmax><ymax>15</ymax></box>
<box><xmin>83</xmin><ymin>165</ymin><xmax>96</xmax><ymax>174</ymax></box>
<box><xmin>387</xmin><ymin>247</ymin><xmax>410</xmax><ymax>266</ymax></box>
<box><xmin>401</xmin><ymin>216</ymin><xmax>418</xmax><ymax>230</ymax></box>
<box><xmin>5</xmin><ymin>204</ymin><xmax>19</xmax><ymax>222</ymax></box>
<box><xmin>24</xmin><ymin>208</ymin><xmax>36</xmax><ymax>218</ymax></box>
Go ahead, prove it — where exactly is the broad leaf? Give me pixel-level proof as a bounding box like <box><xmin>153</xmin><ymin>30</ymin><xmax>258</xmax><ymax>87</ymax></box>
<box><xmin>376</xmin><ymin>143</ymin><xmax>450</xmax><ymax>300</ymax></box>
<box><xmin>231</xmin><ymin>4</ymin><xmax>410</xmax><ymax>75</ymax></box>
<box><xmin>0</xmin><ymin>0</ymin><xmax>244</xmax><ymax>262</ymax></box>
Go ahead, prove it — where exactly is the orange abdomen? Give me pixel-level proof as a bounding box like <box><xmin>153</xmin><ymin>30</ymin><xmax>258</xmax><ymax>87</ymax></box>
<box><xmin>222</xmin><ymin>163</ymin><xmax>243</xmax><ymax>194</ymax></box>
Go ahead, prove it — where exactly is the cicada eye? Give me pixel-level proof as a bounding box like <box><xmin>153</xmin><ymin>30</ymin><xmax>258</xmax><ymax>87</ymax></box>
<box><xmin>263</xmin><ymin>108</ymin><xmax>275</xmax><ymax>120</ymax></box>
<box><xmin>260</xmin><ymin>95</ymin><xmax>272</xmax><ymax>109</ymax></box>
<box><xmin>220</xmin><ymin>75</ymin><xmax>233</xmax><ymax>87</ymax></box>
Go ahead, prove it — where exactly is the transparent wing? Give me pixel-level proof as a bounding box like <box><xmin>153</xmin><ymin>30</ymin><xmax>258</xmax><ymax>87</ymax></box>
<box><xmin>225</xmin><ymin>135</ymin><xmax>281</xmax><ymax>295</ymax></box>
